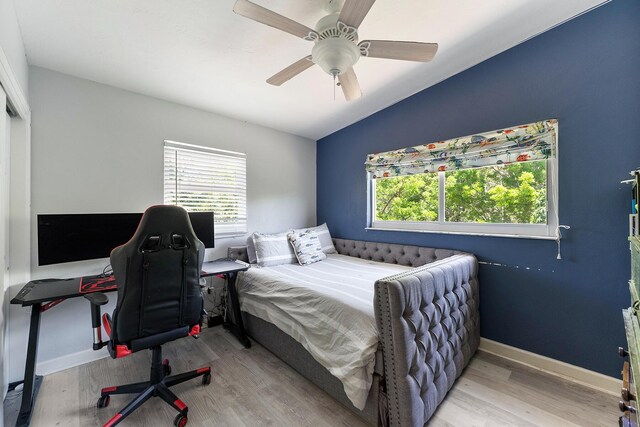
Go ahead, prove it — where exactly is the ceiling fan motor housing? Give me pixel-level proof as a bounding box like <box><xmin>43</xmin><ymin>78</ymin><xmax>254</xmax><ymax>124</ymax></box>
<box><xmin>311</xmin><ymin>14</ymin><xmax>360</xmax><ymax>77</ymax></box>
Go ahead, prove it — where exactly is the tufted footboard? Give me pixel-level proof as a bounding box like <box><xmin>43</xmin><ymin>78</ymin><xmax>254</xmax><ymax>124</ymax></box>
<box><xmin>374</xmin><ymin>254</ymin><xmax>480</xmax><ymax>426</ymax></box>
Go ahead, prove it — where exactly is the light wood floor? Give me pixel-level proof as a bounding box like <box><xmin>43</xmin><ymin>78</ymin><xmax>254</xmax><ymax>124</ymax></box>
<box><xmin>5</xmin><ymin>326</ymin><xmax>620</xmax><ymax>426</ymax></box>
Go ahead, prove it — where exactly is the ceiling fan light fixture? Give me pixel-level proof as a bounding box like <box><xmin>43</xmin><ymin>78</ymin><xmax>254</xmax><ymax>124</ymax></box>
<box><xmin>312</xmin><ymin>36</ymin><xmax>360</xmax><ymax>77</ymax></box>
<box><xmin>233</xmin><ymin>0</ymin><xmax>438</xmax><ymax>101</ymax></box>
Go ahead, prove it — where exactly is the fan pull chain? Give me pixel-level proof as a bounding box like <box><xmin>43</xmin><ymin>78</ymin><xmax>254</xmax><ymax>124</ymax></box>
<box><xmin>333</xmin><ymin>74</ymin><xmax>336</xmax><ymax>101</ymax></box>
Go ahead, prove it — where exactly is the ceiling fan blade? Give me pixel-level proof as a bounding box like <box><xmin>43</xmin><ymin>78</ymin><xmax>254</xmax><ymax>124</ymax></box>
<box><xmin>338</xmin><ymin>68</ymin><xmax>361</xmax><ymax>101</ymax></box>
<box><xmin>233</xmin><ymin>0</ymin><xmax>318</xmax><ymax>40</ymax></box>
<box><xmin>338</xmin><ymin>0</ymin><xmax>376</xmax><ymax>29</ymax></box>
<box><xmin>267</xmin><ymin>56</ymin><xmax>315</xmax><ymax>86</ymax></box>
<box><xmin>359</xmin><ymin>40</ymin><xmax>438</xmax><ymax>62</ymax></box>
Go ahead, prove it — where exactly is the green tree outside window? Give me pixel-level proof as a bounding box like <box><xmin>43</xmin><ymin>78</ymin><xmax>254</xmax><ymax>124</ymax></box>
<box><xmin>375</xmin><ymin>161</ymin><xmax>547</xmax><ymax>224</ymax></box>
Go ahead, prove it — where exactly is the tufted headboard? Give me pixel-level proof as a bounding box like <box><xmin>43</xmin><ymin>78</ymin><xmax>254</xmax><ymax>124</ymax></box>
<box><xmin>332</xmin><ymin>238</ymin><xmax>464</xmax><ymax>268</ymax></box>
<box><xmin>228</xmin><ymin>239</ymin><xmax>465</xmax><ymax>268</ymax></box>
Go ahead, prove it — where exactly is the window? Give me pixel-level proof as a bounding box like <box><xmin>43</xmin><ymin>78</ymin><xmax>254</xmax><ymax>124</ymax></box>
<box><xmin>367</xmin><ymin>121</ymin><xmax>558</xmax><ymax>239</ymax></box>
<box><xmin>164</xmin><ymin>141</ymin><xmax>247</xmax><ymax>236</ymax></box>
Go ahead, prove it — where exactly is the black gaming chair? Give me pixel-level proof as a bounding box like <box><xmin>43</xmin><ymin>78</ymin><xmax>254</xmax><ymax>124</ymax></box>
<box><xmin>84</xmin><ymin>205</ymin><xmax>211</xmax><ymax>427</ymax></box>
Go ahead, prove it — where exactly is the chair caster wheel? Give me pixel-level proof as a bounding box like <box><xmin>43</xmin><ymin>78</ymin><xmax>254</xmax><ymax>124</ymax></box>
<box><xmin>202</xmin><ymin>373</ymin><xmax>211</xmax><ymax>386</ymax></box>
<box><xmin>174</xmin><ymin>413</ymin><xmax>188</xmax><ymax>427</ymax></box>
<box><xmin>163</xmin><ymin>359</ymin><xmax>172</xmax><ymax>376</ymax></box>
<box><xmin>97</xmin><ymin>395</ymin><xmax>110</xmax><ymax>409</ymax></box>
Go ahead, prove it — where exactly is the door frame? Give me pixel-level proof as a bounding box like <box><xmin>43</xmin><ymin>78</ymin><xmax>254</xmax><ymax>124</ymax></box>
<box><xmin>0</xmin><ymin>45</ymin><xmax>31</xmax><ymax>404</ymax></box>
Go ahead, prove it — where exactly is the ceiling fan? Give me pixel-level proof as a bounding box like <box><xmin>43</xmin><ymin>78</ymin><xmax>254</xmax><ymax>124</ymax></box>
<box><xmin>233</xmin><ymin>0</ymin><xmax>438</xmax><ymax>101</ymax></box>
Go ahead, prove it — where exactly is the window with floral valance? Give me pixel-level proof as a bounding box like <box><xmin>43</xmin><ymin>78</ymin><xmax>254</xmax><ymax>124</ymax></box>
<box><xmin>366</xmin><ymin>120</ymin><xmax>558</xmax><ymax>239</ymax></box>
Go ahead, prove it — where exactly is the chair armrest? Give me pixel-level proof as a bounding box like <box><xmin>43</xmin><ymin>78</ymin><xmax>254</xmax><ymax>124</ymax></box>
<box><xmin>84</xmin><ymin>293</ymin><xmax>109</xmax><ymax>350</ymax></box>
<box><xmin>84</xmin><ymin>292</ymin><xmax>109</xmax><ymax>306</ymax></box>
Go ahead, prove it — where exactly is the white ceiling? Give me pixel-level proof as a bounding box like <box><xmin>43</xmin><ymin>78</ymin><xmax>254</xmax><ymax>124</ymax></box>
<box><xmin>15</xmin><ymin>0</ymin><xmax>607</xmax><ymax>140</ymax></box>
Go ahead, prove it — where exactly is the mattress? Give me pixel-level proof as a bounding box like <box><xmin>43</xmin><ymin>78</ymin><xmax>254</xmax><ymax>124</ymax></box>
<box><xmin>237</xmin><ymin>253</ymin><xmax>410</xmax><ymax>410</ymax></box>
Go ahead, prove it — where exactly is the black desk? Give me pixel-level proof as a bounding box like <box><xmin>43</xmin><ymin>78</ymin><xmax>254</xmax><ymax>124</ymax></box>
<box><xmin>199</xmin><ymin>260</ymin><xmax>252</xmax><ymax>348</ymax></box>
<box><xmin>9</xmin><ymin>259</ymin><xmax>250</xmax><ymax>427</ymax></box>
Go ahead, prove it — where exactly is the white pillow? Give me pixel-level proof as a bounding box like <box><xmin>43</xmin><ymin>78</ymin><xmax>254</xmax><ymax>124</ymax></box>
<box><xmin>252</xmin><ymin>231</ymin><xmax>296</xmax><ymax>267</ymax></box>
<box><xmin>294</xmin><ymin>223</ymin><xmax>337</xmax><ymax>254</ymax></box>
<box><xmin>287</xmin><ymin>230</ymin><xmax>327</xmax><ymax>266</ymax></box>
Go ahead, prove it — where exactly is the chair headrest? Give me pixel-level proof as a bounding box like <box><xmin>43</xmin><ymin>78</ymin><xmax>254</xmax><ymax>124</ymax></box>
<box><xmin>129</xmin><ymin>205</ymin><xmax>199</xmax><ymax>252</ymax></box>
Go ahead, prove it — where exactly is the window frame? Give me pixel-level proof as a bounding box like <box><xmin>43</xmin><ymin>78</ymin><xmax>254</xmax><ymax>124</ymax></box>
<box><xmin>368</xmin><ymin>159</ymin><xmax>558</xmax><ymax>240</ymax></box>
<box><xmin>164</xmin><ymin>140</ymin><xmax>247</xmax><ymax>238</ymax></box>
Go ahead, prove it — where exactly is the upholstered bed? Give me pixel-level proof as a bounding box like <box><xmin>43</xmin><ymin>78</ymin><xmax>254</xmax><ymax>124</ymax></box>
<box><xmin>228</xmin><ymin>238</ymin><xmax>480</xmax><ymax>426</ymax></box>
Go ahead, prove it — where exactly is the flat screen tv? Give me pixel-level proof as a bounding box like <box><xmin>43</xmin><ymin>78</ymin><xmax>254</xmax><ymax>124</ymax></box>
<box><xmin>37</xmin><ymin>211</ymin><xmax>215</xmax><ymax>266</ymax></box>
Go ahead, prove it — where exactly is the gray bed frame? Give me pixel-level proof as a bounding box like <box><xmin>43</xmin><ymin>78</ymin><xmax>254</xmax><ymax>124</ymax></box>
<box><xmin>228</xmin><ymin>238</ymin><xmax>480</xmax><ymax>426</ymax></box>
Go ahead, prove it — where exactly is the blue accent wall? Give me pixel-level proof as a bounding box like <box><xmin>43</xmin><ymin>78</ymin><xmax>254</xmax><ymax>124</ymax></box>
<box><xmin>317</xmin><ymin>0</ymin><xmax>640</xmax><ymax>377</ymax></box>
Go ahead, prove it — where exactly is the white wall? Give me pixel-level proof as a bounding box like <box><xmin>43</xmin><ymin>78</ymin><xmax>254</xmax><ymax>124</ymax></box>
<box><xmin>6</xmin><ymin>66</ymin><xmax>316</xmax><ymax>381</ymax></box>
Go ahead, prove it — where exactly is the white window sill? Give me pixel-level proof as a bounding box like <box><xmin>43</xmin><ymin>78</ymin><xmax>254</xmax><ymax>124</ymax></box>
<box><xmin>215</xmin><ymin>233</ymin><xmax>247</xmax><ymax>240</ymax></box>
<box><xmin>366</xmin><ymin>226</ymin><xmax>559</xmax><ymax>241</ymax></box>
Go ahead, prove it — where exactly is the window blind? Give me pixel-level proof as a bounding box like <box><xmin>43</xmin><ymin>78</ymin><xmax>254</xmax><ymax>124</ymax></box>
<box><xmin>164</xmin><ymin>141</ymin><xmax>247</xmax><ymax>235</ymax></box>
<box><xmin>365</xmin><ymin>120</ymin><xmax>557</xmax><ymax>178</ymax></box>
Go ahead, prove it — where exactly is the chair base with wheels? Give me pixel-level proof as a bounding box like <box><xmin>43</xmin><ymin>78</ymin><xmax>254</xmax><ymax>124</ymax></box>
<box><xmin>85</xmin><ymin>304</ymin><xmax>212</xmax><ymax>427</ymax></box>
<box><xmin>99</xmin><ymin>345</ymin><xmax>211</xmax><ymax>427</ymax></box>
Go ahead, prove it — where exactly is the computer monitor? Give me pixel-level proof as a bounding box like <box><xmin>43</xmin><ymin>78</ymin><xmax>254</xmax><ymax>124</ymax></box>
<box><xmin>37</xmin><ymin>211</ymin><xmax>215</xmax><ymax>266</ymax></box>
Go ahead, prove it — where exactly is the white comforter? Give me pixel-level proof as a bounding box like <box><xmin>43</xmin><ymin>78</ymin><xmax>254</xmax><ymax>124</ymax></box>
<box><xmin>237</xmin><ymin>254</ymin><xmax>410</xmax><ymax>409</ymax></box>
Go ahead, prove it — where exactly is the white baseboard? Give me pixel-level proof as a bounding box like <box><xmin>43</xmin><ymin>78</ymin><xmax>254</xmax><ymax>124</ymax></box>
<box><xmin>36</xmin><ymin>348</ymin><xmax>110</xmax><ymax>376</ymax></box>
<box><xmin>479</xmin><ymin>338</ymin><xmax>619</xmax><ymax>396</ymax></box>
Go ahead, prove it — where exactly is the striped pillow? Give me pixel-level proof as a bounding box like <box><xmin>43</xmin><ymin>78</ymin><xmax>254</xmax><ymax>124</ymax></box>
<box><xmin>252</xmin><ymin>231</ymin><xmax>297</xmax><ymax>267</ymax></box>
<box><xmin>294</xmin><ymin>223</ymin><xmax>337</xmax><ymax>254</ymax></box>
<box><xmin>288</xmin><ymin>230</ymin><xmax>327</xmax><ymax>266</ymax></box>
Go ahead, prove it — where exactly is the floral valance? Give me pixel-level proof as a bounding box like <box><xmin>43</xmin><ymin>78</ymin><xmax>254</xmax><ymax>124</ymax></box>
<box><xmin>365</xmin><ymin>119</ymin><xmax>557</xmax><ymax>178</ymax></box>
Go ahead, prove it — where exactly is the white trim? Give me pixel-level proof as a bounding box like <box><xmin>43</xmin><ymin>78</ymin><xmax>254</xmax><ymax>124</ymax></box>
<box><xmin>36</xmin><ymin>348</ymin><xmax>110</xmax><ymax>376</ymax></box>
<box><xmin>366</xmin><ymin>226</ymin><xmax>558</xmax><ymax>240</ymax></box>
<box><xmin>369</xmin><ymin>158</ymin><xmax>558</xmax><ymax>239</ymax></box>
<box><xmin>437</xmin><ymin>172</ymin><xmax>445</xmax><ymax>222</ymax></box>
<box><xmin>370</xmin><ymin>219</ymin><xmax>554</xmax><ymax>238</ymax></box>
<box><xmin>215</xmin><ymin>232</ymin><xmax>247</xmax><ymax>240</ymax></box>
<box><xmin>0</xmin><ymin>46</ymin><xmax>30</xmax><ymax>120</ymax></box>
<box><xmin>479</xmin><ymin>338</ymin><xmax>619</xmax><ymax>396</ymax></box>
<box><xmin>164</xmin><ymin>139</ymin><xmax>246</xmax><ymax>158</ymax></box>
